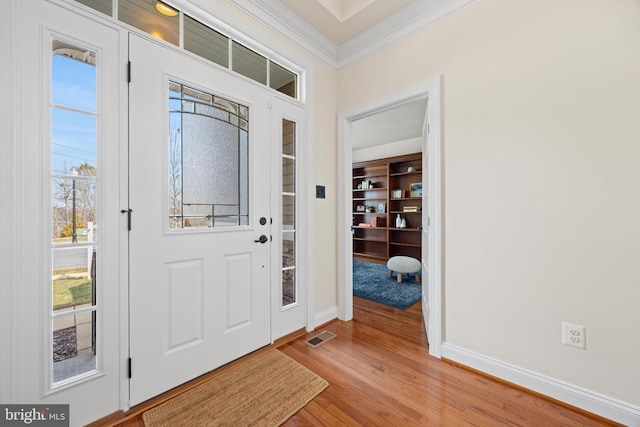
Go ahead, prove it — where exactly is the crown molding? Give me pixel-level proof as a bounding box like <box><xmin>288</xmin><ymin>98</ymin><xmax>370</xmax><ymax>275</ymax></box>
<box><xmin>230</xmin><ymin>0</ymin><xmax>477</xmax><ymax>70</ymax></box>
<box><xmin>229</xmin><ymin>0</ymin><xmax>340</xmax><ymax>67</ymax></box>
<box><xmin>338</xmin><ymin>0</ymin><xmax>478</xmax><ymax>69</ymax></box>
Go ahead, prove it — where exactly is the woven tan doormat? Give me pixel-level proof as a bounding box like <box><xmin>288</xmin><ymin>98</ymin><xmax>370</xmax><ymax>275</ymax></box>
<box><xmin>142</xmin><ymin>350</ymin><xmax>328</xmax><ymax>427</ymax></box>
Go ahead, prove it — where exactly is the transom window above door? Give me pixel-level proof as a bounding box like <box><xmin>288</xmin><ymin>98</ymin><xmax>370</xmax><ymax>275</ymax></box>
<box><xmin>168</xmin><ymin>82</ymin><xmax>249</xmax><ymax>229</ymax></box>
<box><xmin>72</xmin><ymin>0</ymin><xmax>299</xmax><ymax>99</ymax></box>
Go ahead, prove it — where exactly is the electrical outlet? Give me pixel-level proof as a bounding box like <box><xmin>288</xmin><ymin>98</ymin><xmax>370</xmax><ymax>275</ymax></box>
<box><xmin>562</xmin><ymin>322</ymin><xmax>586</xmax><ymax>349</ymax></box>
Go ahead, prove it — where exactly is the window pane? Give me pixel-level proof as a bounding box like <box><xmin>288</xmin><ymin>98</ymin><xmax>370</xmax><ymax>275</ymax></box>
<box><xmin>52</xmin><ymin>177</ymin><xmax>97</xmax><ymax>244</ymax></box>
<box><xmin>74</xmin><ymin>0</ymin><xmax>112</xmax><ymax>16</ymax></box>
<box><xmin>169</xmin><ymin>82</ymin><xmax>249</xmax><ymax>229</ymax></box>
<box><xmin>53</xmin><ymin>312</ymin><xmax>97</xmax><ymax>382</ymax></box>
<box><xmin>283</xmin><ymin>157</ymin><xmax>295</xmax><ymax>193</ymax></box>
<box><xmin>184</xmin><ymin>15</ymin><xmax>229</xmax><ymax>68</ymax></box>
<box><xmin>52</xmin><ymin>50</ymin><xmax>96</xmax><ymax>112</ymax></box>
<box><xmin>270</xmin><ymin>61</ymin><xmax>297</xmax><ymax>99</ymax></box>
<box><xmin>232</xmin><ymin>41</ymin><xmax>267</xmax><ymax>85</ymax></box>
<box><xmin>282</xmin><ymin>195</ymin><xmax>295</xmax><ymax>228</ymax></box>
<box><xmin>283</xmin><ymin>231</ymin><xmax>295</xmax><ymax>268</ymax></box>
<box><xmin>119</xmin><ymin>0</ymin><xmax>179</xmax><ymax>46</ymax></box>
<box><xmin>282</xmin><ymin>118</ymin><xmax>295</xmax><ymax>156</ymax></box>
<box><xmin>282</xmin><ymin>268</ymin><xmax>295</xmax><ymax>306</ymax></box>
<box><xmin>51</xmin><ymin>109</ymin><xmax>97</xmax><ymax>174</ymax></box>
<box><xmin>52</xmin><ymin>246</ymin><xmax>96</xmax><ymax>311</ymax></box>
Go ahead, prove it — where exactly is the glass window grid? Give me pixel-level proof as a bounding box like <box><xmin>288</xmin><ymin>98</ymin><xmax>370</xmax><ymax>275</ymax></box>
<box><xmin>51</xmin><ymin>45</ymin><xmax>99</xmax><ymax>385</ymax></box>
<box><xmin>282</xmin><ymin>119</ymin><xmax>296</xmax><ymax>307</ymax></box>
<box><xmin>169</xmin><ymin>81</ymin><xmax>250</xmax><ymax>229</ymax></box>
<box><xmin>72</xmin><ymin>0</ymin><xmax>299</xmax><ymax>99</ymax></box>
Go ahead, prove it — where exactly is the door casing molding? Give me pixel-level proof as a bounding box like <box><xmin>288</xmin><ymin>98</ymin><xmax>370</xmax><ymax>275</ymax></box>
<box><xmin>337</xmin><ymin>77</ymin><xmax>443</xmax><ymax>357</ymax></box>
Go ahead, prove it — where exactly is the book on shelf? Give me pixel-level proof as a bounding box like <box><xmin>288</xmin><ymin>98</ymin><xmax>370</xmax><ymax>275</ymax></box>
<box><xmin>402</xmin><ymin>206</ymin><xmax>421</xmax><ymax>213</ymax></box>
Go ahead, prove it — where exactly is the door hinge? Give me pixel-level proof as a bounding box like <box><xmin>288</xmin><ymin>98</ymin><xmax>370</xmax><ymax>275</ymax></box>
<box><xmin>428</xmin><ymin>216</ymin><xmax>431</xmax><ymax>227</ymax></box>
<box><xmin>121</xmin><ymin>208</ymin><xmax>133</xmax><ymax>230</ymax></box>
<box><xmin>128</xmin><ymin>357</ymin><xmax>132</xmax><ymax>379</ymax></box>
<box><xmin>127</xmin><ymin>61</ymin><xmax>131</xmax><ymax>83</ymax></box>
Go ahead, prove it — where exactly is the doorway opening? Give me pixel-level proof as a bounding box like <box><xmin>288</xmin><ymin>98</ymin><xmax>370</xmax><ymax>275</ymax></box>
<box><xmin>337</xmin><ymin>78</ymin><xmax>442</xmax><ymax>357</ymax></box>
<box><xmin>351</xmin><ymin>100</ymin><xmax>425</xmax><ymax>310</ymax></box>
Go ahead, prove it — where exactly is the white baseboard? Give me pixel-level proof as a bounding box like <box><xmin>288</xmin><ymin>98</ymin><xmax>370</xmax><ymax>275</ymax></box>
<box><xmin>313</xmin><ymin>306</ymin><xmax>338</xmax><ymax>330</ymax></box>
<box><xmin>441</xmin><ymin>343</ymin><xmax>640</xmax><ymax>427</ymax></box>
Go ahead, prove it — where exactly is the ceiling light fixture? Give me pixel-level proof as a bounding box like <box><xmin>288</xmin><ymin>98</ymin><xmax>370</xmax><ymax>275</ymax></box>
<box><xmin>155</xmin><ymin>1</ymin><xmax>178</xmax><ymax>17</ymax></box>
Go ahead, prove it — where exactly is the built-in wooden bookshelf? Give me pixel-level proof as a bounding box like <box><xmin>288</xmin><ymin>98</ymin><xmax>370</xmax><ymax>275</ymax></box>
<box><xmin>352</xmin><ymin>153</ymin><xmax>422</xmax><ymax>264</ymax></box>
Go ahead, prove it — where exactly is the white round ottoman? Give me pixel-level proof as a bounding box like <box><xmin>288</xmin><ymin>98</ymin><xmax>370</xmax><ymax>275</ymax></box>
<box><xmin>386</xmin><ymin>256</ymin><xmax>421</xmax><ymax>283</ymax></box>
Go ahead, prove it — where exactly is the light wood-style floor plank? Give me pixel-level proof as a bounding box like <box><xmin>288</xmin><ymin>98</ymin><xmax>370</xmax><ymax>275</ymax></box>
<box><xmin>279</xmin><ymin>298</ymin><xmax>618</xmax><ymax>427</ymax></box>
<box><xmin>109</xmin><ymin>297</ymin><xmax>619</xmax><ymax>426</ymax></box>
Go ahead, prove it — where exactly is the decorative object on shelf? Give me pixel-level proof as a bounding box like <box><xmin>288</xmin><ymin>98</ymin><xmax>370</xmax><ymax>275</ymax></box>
<box><xmin>370</xmin><ymin>217</ymin><xmax>382</xmax><ymax>227</ymax></box>
<box><xmin>407</xmin><ymin>166</ymin><xmax>416</xmax><ymax>172</ymax></box>
<box><xmin>391</xmin><ymin>189</ymin><xmax>403</xmax><ymax>199</ymax></box>
<box><xmin>377</xmin><ymin>202</ymin><xmax>386</xmax><ymax>213</ymax></box>
<box><xmin>402</xmin><ymin>206</ymin><xmax>420</xmax><ymax>213</ymax></box>
<box><xmin>356</xmin><ymin>205</ymin><xmax>366</xmax><ymax>212</ymax></box>
<box><xmin>365</xmin><ymin>206</ymin><xmax>373</xmax><ymax>213</ymax></box>
<box><xmin>400</xmin><ymin>218</ymin><xmax>406</xmax><ymax>228</ymax></box>
<box><xmin>358</xmin><ymin>222</ymin><xmax>372</xmax><ymax>227</ymax></box>
<box><xmin>361</xmin><ymin>180</ymin><xmax>373</xmax><ymax>189</ymax></box>
<box><xmin>396</xmin><ymin>214</ymin><xmax>402</xmax><ymax>228</ymax></box>
<box><xmin>357</xmin><ymin>183</ymin><xmax>362</xmax><ymax>189</ymax></box>
<box><xmin>410</xmin><ymin>182</ymin><xmax>422</xmax><ymax>197</ymax></box>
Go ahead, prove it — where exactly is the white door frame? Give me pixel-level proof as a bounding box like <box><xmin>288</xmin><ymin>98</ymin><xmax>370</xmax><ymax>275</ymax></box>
<box><xmin>337</xmin><ymin>77</ymin><xmax>443</xmax><ymax>357</ymax></box>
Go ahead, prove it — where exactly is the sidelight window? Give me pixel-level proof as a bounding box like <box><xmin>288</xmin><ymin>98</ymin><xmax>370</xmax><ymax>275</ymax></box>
<box><xmin>282</xmin><ymin>119</ymin><xmax>296</xmax><ymax>306</ymax></box>
<box><xmin>50</xmin><ymin>41</ymin><xmax>99</xmax><ymax>384</ymax></box>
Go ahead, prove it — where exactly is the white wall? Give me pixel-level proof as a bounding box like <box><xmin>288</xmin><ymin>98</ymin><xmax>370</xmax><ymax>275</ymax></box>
<box><xmin>309</xmin><ymin>60</ymin><xmax>339</xmax><ymax>317</ymax></box>
<box><xmin>339</xmin><ymin>0</ymin><xmax>640</xmax><ymax>408</ymax></box>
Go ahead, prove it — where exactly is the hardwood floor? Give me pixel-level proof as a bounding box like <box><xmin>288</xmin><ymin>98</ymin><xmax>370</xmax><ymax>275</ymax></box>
<box><xmin>279</xmin><ymin>298</ymin><xmax>617</xmax><ymax>426</ymax></box>
<box><xmin>109</xmin><ymin>297</ymin><xmax>619</xmax><ymax>426</ymax></box>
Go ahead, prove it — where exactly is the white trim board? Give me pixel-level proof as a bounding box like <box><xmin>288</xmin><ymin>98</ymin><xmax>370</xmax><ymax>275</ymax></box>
<box><xmin>232</xmin><ymin>0</ymin><xmax>477</xmax><ymax>69</ymax></box>
<box><xmin>442</xmin><ymin>343</ymin><xmax>640</xmax><ymax>427</ymax></box>
<box><xmin>0</xmin><ymin>0</ymin><xmax>16</xmax><ymax>405</ymax></box>
<box><xmin>314</xmin><ymin>306</ymin><xmax>339</xmax><ymax>330</ymax></box>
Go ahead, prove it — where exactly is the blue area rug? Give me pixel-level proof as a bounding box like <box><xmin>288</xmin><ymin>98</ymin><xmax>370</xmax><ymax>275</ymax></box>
<box><xmin>353</xmin><ymin>260</ymin><xmax>421</xmax><ymax>309</ymax></box>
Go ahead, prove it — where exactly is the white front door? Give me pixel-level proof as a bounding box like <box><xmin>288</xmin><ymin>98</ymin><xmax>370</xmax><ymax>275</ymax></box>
<box><xmin>128</xmin><ymin>34</ymin><xmax>272</xmax><ymax>405</ymax></box>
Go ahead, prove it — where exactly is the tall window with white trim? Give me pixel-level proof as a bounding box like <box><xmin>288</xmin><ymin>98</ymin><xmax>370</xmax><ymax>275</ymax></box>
<box><xmin>282</xmin><ymin>119</ymin><xmax>296</xmax><ymax>306</ymax></box>
<box><xmin>50</xmin><ymin>41</ymin><xmax>98</xmax><ymax>384</ymax></box>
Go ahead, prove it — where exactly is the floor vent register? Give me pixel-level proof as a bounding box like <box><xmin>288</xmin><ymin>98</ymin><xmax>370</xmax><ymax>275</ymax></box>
<box><xmin>306</xmin><ymin>331</ymin><xmax>337</xmax><ymax>348</ymax></box>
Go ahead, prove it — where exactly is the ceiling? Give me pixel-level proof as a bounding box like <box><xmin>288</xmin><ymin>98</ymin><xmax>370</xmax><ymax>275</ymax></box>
<box><xmin>278</xmin><ymin>0</ymin><xmax>415</xmax><ymax>45</ymax></box>
<box><xmin>271</xmin><ymin>0</ymin><xmax>424</xmax><ymax>149</ymax></box>
<box><xmin>352</xmin><ymin>99</ymin><xmax>427</xmax><ymax>150</ymax></box>
<box><xmin>270</xmin><ymin>1</ymin><xmax>429</xmax><ymax>149</ymax></box>
<box><xmin>240</xmin><ymin>0</ymin><xmax>461</xmax><ymax>148</ymax></box>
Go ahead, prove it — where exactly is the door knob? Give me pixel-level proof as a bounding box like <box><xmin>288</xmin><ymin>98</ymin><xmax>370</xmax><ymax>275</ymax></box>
<box><xmin>254</xmin><ymin>235</ymin><xmax>268</xmax><ymax>244</ymax></box>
